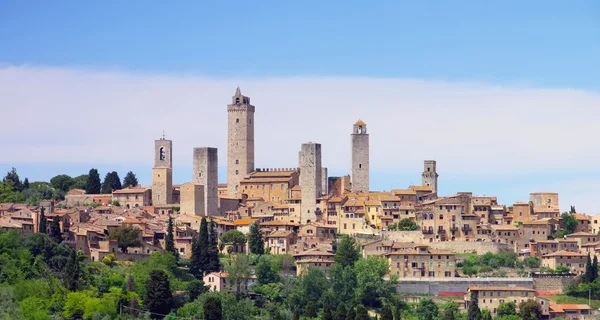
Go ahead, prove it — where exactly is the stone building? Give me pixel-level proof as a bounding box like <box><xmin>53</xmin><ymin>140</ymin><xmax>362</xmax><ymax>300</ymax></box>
<box><xmin>227</xmin><ymin>87</ymin><xmax>255</xmax><ymax>197</ymax></box>
<box><xmin>351</xmin><ymin>120</ymin><xmax>369</xmax><ymax>193</ymax></box>
<box><xmin>193</xmin><ymin>147</ymin><xmax>218</xmax><ymax>216</ymax></box>
<box><xmin>152</xmin><ymin>137</ymin><xmax>173</xmax><ymax>205</ymax></box>
<box><xmin>299</xmin><ymin>142</ymin><xmax>323</xmax><ymax>224</ymax></box>
<box><xmin>240</xmin><ymin>168</ymin><xmax>299</xmax><ymax>203</ymax></box>
<box><xmin>421</xmin><ymin>160</ymin><xmax>439</xmax><ymax>195</ymax></box>
<box><xmin>541</xmin><ymin>251</ymin><xmax>587</xmax><ymax>274</ymax></box>
<box><xmin>386</xmin><ymin>244</ymin><xmax>456</xmax><ymax>278</ymax></box>
<box><xmin>180</xmin><ymin>182</ymin><xmax>205</xmax><ymax>216</ymax></box>
<box><xmin>465</xmin><ymin>287</ymin><xmax>537</xmax><ymax>316</ymax></box>
<box><xmin>112</xmin><ymin>187</ymin><xmax>152</xmax><ymax>209</ymax></box>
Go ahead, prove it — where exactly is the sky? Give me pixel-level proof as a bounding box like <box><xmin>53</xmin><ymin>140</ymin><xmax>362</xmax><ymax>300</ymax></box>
<box><xmin>0</xmin><ymin>1</ymin><xmax>599</xmax><ymax>212</ymax></box>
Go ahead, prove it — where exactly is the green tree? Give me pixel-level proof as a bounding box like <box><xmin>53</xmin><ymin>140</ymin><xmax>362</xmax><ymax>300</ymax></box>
<box><xmin>50</xmin><ymin>174</ymin><xmax>74</xmax><ymax>193</ymax></box>
<box><xmin>190</xmin><ymin>235</ymin><xmax>203</xmax><ymax>278</ymax></box>
<box><xmin>442</xmin><ymin>301</ymin><xmax>459</xmax><ymax>320</ymax></box>
<box><xmin>187</xmin><ymin>279</ymin><xmax>207</xmax><ymax>302</ymax></box>
<box><xmin>570</xmin><ymin>206</ymin><xmax>576</xmax><ymax>213</ymax></box>
<box><xmin>49</xmin><ymin>216</ymin><xmax>62</xmax><ymax>243</ymax></box>
<box><xmin>304</xmin><ymin>301</ymin><xmax>317</xmax><ymax>318</ymax></box>
<box><xmin>122</xmin><ymin>171</ymin><xmax>139</xmax><ymax>188</ymax></box>
<box><xmin>3</xmin><ymin>167</ymin><xmax>23</xmax><ymax>192</ymax></box>
<box><xmin>355</xmin><ymin>304</ymin><xmax>369</xmax><ymax>320</ymax></box>
<box><xmin>585</xmin><ymin>253</ymin><xmax>594</xmax><ymax>283</ymax></box>
<box><xmin>127</xmin><ymin>275</ymin><xmax>135</xmax><ymax>292</ymax></box>
<box><xmin>86</xmin><ymin>168</ymin><xmax>101</xmax><ymax>194</ymax></box>
<box><xmin>300</xmin><ymin>268</ymin><xmax>329</xmax><ymax>303</ymax></box>
<box><xmin>480</xmin><ymin>309</ymin><xmax>492</xmax><ymax>320</ymax></box>
<box><xmin>38</xmin><ymin>207</ymin><xmax>47</xmax><ymax>234</ymax></box>
<box><xmin>207</xmin><ymin>220</ymin><xmax>220</xmax><ymax>273</ymax></box>
<box><xmin>380</xmin><ymin>303</ymin><xmax>393</xmax><ymax>320</ymax></box>
<box><xmin>204</xmin><ymin>295</ymin><xmax>223</xmax><ymax>320</ymax></box>
<box><xmin>417</xmin><ymin>298</ymin><xmax>438</xmax><ymax>320</ymax></box>
<box><xmin>129</xmin><ymin>296</ymin><xmax>140</xmax><ymax>318</ymax></box>
<box><xmin>346</xmin><ymin>307</ymin><xmax>356</xmax><ymax>320</ymax></box>
<box><xmin>109</xmin><ymin>224</ymin><xmax>143</xmax><ymax>253</ymax></box>
<box><xmin>517</xmin><ymin>300</ymin><xmax>542</xmax><ymax>320</ymax></box>
<box><xmin>397</xmin><ymin>218</ymin><xmax>419</xmax><ymax>231</ymax></box>
<box><xmin>220</xmin><ymin>230</ymin><xmax>247</xmax><ymax>253</ymax></box>
<box><xmin>101</xmin><ymin>171</ymin><xmax>122</xmax><ymax>194</ymax></box>
<box><xmin>496</xmin><ymin>301</ymin><xmax>516</xmax><ymax>317</ymax></box>
<box><xmin>322</xmin><ymin>294</ymin><xmax>334</xmax><ymax>320</ymax></box>
<box><xmin>198</xmin><ymin>217</ymin><xmax>210</xmax><ymax>273</ymax></box>
<box><xmin>225</xmin><ymin>254</ymin><xmax>252</xmax><ymax>294</ymax></box>
<box><xmin>329</xmin><ymin>264</ymin><xmax>357</xmax><ymax>304</ymax></box>
<box><xmin>335</xmin><ymin>235</ymin><xmax>360</xmax><ymax>268</ymax></box>
<box><xmin>467</xmin><ymin>291</ymin><xmax>481</xmax><ymax>320</ymax></box>
<box><xmin>334</xmin><ymin>303</ymin><xmax>347</xmax><ymax>320</ymax></box>
<box><xmin>23</xmin><ymin>177</ymin><xmax>29</xmax><ymax>190</ymax></box>
<box><xmin>256</xmin><ymin>255</ymin><xmax>280</xmax><ymax>285</ymax></box>
<box><xmin>165</xmin><ymin>215</ymin><xmax>178</xmax><ymax>259</ymax></box>
<box><xmin>561</xmin><ymin>212</ymin><xmax>578</xmax><ymax>234</ymax></box>
<box><xmin>0</xmin><ymin>180</ymin><xmax>25</xmax><ymax>203</ymax></box>
<box><xmin>72</xmin><ymin>174</ymin><xmax>88</xmax><ymax>190</ymax></box>
<box><xmin>145</xmin><ymin>270</ymin><xmax>173</xmax><ymax>318</ymax></box>
<box><xmin>355</xmin><ymin>256</ymin><xmax>397</xmax><ymax>307</ymax></box>
<box><xmin>63</xmin><ymin>249</ymin><xmax>83</xmax><ymax>291</ymax></box>
<box><xmin>593</xmin><ymin>255</ymin><xmax>599</xmax><ymax>281</ymax></box>
<box><xmin>248</xmin><ymin>221</ymin><xmax>265</xmax><ymax>254</ymax></box>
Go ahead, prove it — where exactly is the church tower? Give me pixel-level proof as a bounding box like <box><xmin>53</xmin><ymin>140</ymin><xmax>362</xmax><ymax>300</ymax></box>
<box><xmin>227</xmin><ymin>87</ymin><xmax>255</xmax><ymax>197</ymax></box>
<box><xmin>152</xmin><ymin>136</ymin><xmax>173</xmax><ymax>205</ymax></box>
<box><xmin>422</xmin><ymin>160</ymin><xmax>439</xmax><ymax>194</ymax></box>
<box><xmin>351</xmin><ymin>120</ymin><xmax>369</xmax><ymax>193</ymax></box>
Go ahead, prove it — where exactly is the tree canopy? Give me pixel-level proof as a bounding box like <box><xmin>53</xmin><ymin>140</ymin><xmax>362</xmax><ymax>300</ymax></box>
<box><xmin>122</xmin><ymin>171</ymin><xmax>139</xmax><ymax>188</ymax></box>
<box><xmin>248</xmin><ymin>221</ymin><xmax>265</xmax><ymax>255</ymax></box>
<box><xmin>109</xmin><ymin>224</ymin><xmax>143</xmax><ymax>253</ymax></box>
<box><xmin>85</xmin><ymin>169</ymin><xmax>101</xmax><ymax>194</ymax></box>
<box><xmin>101</xmin><ymin>171</ymin><xmax>122</xmax><ymax>194</ymax></box>
<box><xmin>334</xmin><ymin>235</ymin><xmax>360</xmax><ymax>268</ymax></box>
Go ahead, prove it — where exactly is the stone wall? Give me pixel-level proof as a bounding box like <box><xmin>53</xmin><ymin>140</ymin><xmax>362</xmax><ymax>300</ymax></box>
<box><xmin>152</xmin><ymin>167</ymin><xmax>172</xmax><ymax>205</ymax></box>
<box><xmin>193</xmin><ymin>147</ymin><xmax>218</xmax><ymax>216</ymax></box>
<box><xmin>428</xmin><ymin>241</ymin><xmax>512</xmax><ymax>255</ymax></box>
<box><xmin>396</xmin><ymin>277</ymin><xmax>534</xmax><ymax>295</ymax></box>
<box><xmin>533</xmin><ymin>275</ymin><xmax>579</xmax><ymax>295</ymax></box>
<box><xmin>383</xmin><ymin>230</ymin><xmax>424</xmax><ymax>243</ymax></box>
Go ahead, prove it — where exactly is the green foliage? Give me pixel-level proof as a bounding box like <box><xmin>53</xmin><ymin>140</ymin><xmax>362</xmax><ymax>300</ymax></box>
<box><xmin>86</xmin><ymin>169</ymin><xmax>102</xmax><ymax>194</ymax></box>
<box><xmin>334</xmin><ymin>235</ymin><xmax>360</xmax><ymax>268</ymax></box>
<box><xmin>50</xmin><ymin>174</ymin><xmax>74</xmax><ymax>193</ymax></box>
<box><xmin>417</xmin><ymin>298</ymin><xmax>438</xmax><ymax>320</ymax></box>
<box><xmin>63</xmin><ymin>249</ymin><xmax>84</xmax><ymax>291</ymax></box>
<box><xmin>248</xmin><ymin>221</ymin><xmax>265</xmax><ymax>255</ymax></box>
<box><xmin>561</xmin><ymin>212</ymin><xmax>578</xmax><ymax>235</ymax></box>
<box><xmin>496</xmin><ymin>301</ymin><xmax>516</xmax><ymax>317</ymax></box>
<box><xmin>304</xmin><ymin>300</ymin><xmax>317</xmax><ymax>318</ymax></box>
<box><xmin>145</xmin><ymin>269</ymin><xmax>173</xmax><ymax>318</ymax></box>
<box><xmin>198</xmin><ymin>218</ymin><xmax>210</xmax><ymax>273</ymax></box>
<box><xmin>109</xmin><ymin>224</ymin><xmax>143</xmax><ymax>253</ymax></box>
<box><xmin>72</xmin><ymin>174</ymin><xmax>89</xmax><ymax>190</ymax></box>
<box><xmin>346</xmin><ymin>306</ymin><xmax>356</xmax><ymax>320</ymax></box>
<box><xmin>101</xmin><ymin>171</ymin><xmax>122</xmax><ymax>194</ymax></box>
<box><xmin>225</xmin><ymin>254</ymin><xmax>251</xmax><ymax>294</ymax></box>
<box><xmin>49</xmin><ymin>217</ymin><xmax>62</xmax><ymax>243</ymax></box>
<box><xmin>177</xmin><ymin>292</ymin><xmax>255</xmax><ymax>320</ymax></box>
<box><xmin>187</xmin><ymin>279</ymin><xmax>208</xmax><ymax>302</ymax></box>
<box><xmin>355</xmin><ymin>304</ymin><xmax>369</xmax><ymax>320</ymax></box>
<box><xmin>523</xmin><ymin>256</ymin><xmax>541</xmax><ymax>268</ymax></box>
<box><xmin>355</xmin><ymin>256</ymin><xmax>396</xmax><ymax>307</ymax></box>
<box><xmin>0</xmin><ymin>180</ymin><xmax>25</xmax><ymax>203</ymax></box>
<box><xmin>458</xmin><ymin>251</ymin><xmax>524</xmax><ymax>276</ymax></box>
<box><xmin>517</xmin><ymin>299</ymin><xmax>542</xmax><ymax>320</ymax></box>
<box><xmin>38</xmin><ymin>207</ymin><xmax>47</xmax><ymax>234</ymax></box>
<box><xmin>255</xmin><ymin>254</ymin><xmax>280</xmax><ymax>285</ymax></box>
<box><xmin>204</xmin><ymin>295</ymin><xmax>223</xmax><ymax>320</ymax></box>
<box><xmin>441</xmin><ymin>301</ymin><xmax>459</xmax><ymax>320</ymax></box>
<box><xmin>467</xmin><ymin>291</ymin><xmax>480</xmax><ymax>320</ymax></box>
<box><xmin>480</xmin><ymin>309</ymin><xmax>492</xmax><ymax>320</ymax></box>
<box><xmin>380</xmin><ymin>303</ymin><xmax>393</xmax><ymax>320</ymax></box>
<box><xmin>3</xmin><ymin>167</ymin><xmax>24</xmax><ymax>192</ymax></box>
<box><xmin>334</xmin><ymin>303</ymin><xmax>346</xmax><ymax>320</ymax></box>
<box><xmin>220</xmin><ymin>230</ymin><xmax>247</xmax><ymax>250</ymax></box>
<box><xmin>206</xmin><ymin>221</ymin><xmax>220</xmax><ymax>273</ymax></box>
<box><xmin>388</xmin><ymin>218</ymin><xmax>419</xmax><ymax>231</ymax></box>
<box><xmin>328</xmin><ymin>263</ymin><xmax>357</xmax><ymax>304</ymax></box>
<box><xmin>122</xmin><ymin>171</ymin><xmax>139</xmax><ymax>188</ymax></box>
<box><xmin>165</xmin><ymin>215</ymin><xmax>178</xmax><ymax>260</ymax></box>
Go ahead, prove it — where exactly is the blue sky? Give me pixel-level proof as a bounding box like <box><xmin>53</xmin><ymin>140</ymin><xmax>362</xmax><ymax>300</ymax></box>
<box><xmin>1</xmin><ymin>1</ymin><xmax>599</xmax><ymax>212</ymax></box>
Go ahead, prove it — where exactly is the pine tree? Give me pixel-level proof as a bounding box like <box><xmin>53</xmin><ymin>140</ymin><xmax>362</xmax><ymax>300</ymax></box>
<box><xmin>23</xmin><ymin>178</ymin><xmax>29</xmax><ymax>190</ymax></box>
<box><xmin>204</xmin><ymin>295</ymin><xmax>223</xmax><ymax>320</ymax></box>
<box><xmin>322</xmin><ymin>295</ymin><xmax>333</xmax><ymax>320</ymax></box>
<box><xmin>467</xmin><ymin>291</ymin><xmax>481</xmax><ymax>320</ymax></box>
<box><xmin>49</xmin><ymin>216</ymin><xmax>62</xmax><ymax>243</ymax></box>
<box><xmin>38</xmin><ymin>207</ymin><xmax>47</xmax><ymax>234</ymax></box>
<box><xmin>144</xmin><ymin>270</ymin><xmax>173</xmax><ymax>317</ymax></box>
<box><xmin>122</xmin><ymin>171</ymin><xmax>139</xmax><ymax>188</ymax></box>
<box><xmin>165</xmin><ymin>215</ymin><xmax>178</xmax><ymax>260</ymax></box>
<box><xmin>593</xmin><ymin>255</ymin><xmax>599</xmax><ymax>282</ymax></box>
<box><xmin>248</xmin><ymin>221</ymin><xmax>265</xmax><ymax>255</ymax></box>
<box><xmin>585</xmin><ymin>253</ymin><xmax>594</xmax><ymax>283</ymax></box>
<box><xmin>334</xmin><ymin>303</ymin><xmax>347</xmax><ymax>320</ymax></box>
<box><xmin>101</xmin><ymin>171</ymin><xmax>122</xmax><ymax>194</ymax></box>
<box><xmin>86</xmin><ymin>168</ymin><xmax>101</xmax><ymax>194</ymax></box>
<box><xmin>206</xmin><ymin>220</ymin><xmax>221</xmax><ymax>273</ymax></box>
<box><xmin>190</xmin><ymin>235</ymin><xmax>203</xmax><ymax>278</ymax></box>
<box><xmin>198</xmin><ymin>217</ymin><xmax>210</xmax><ymax>274</ymax></box>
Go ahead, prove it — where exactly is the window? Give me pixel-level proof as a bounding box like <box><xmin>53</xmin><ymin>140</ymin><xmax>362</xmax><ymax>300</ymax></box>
<box><xmin>235</xmin><ymin>170</ymin><xmax>239</xmax><ymax>175</ymax></box>
<box><xmin>359</xmin><ymin>164</ymin><xmax>362</xmax><ymax>169</ymax></box>
<box><xmin>236</xmin><ymin>118</ymin><xmax>240</xmax><ymax>123</ymax></box>
<box><xmin>235</xmin><ymin>159</ymin><xmax>239</xmax><ymax>164</ymax></box>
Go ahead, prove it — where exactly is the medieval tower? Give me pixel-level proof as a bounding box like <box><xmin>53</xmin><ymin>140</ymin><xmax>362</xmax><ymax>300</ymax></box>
<box><xmin>422</xmin><ymin>160</ymin><xmax>439</xmax><ymax>194</ymax></box>
<box><xmin>227</xmin><ymin>87</ymin><xmax>255</xmax><ymax>197</ymax></box>
<box><xmin>351</xmin><ymin>120</ymin><xmax>369</xmax><ymax>193</ymax></box>
<box><xmin>299</xmin><ymin>142</ymin><xmax>322</xmax><ymax>224</ymax></box>
<box><xmin>193</xmin><ymin>147</ymin><xmax>218</xmax><ymax>216</ymax></box>
<box><xmin>152</xmin><ymin>137</ymin><xmax>173</xmax><ymax>205</ymax></box>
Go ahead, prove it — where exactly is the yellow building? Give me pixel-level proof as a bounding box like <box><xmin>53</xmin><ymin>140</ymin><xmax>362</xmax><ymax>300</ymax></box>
<box><xmin>465</xmin><ymin>287</ymin><xmax>536</xmax><ymax>316</ymax></box>
<box><xmin>239</xmin><ymin>169</ymin><xmax>299</xmax><ymax>203</ymax></box>
<box><xmin>386</xmin><ymin>244</ymin><xmax>456</xmax><ymax>278</ymax></box>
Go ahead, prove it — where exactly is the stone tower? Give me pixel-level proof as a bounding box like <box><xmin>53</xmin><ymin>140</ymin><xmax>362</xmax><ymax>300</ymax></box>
<box><xmin>351</xmin><ymin>120</ymin><xmax>369</xmax><ymax>193</ymax></box>
<box><xmin>227</xmin><ymin>87</ymin><xmax>255</xmax><ymax>197</ymax></box>
<box><xmin>193</xmin><ymin>147</ymin><xmax>218</xmax><ymax>216</ymax></box>
<box><xmin>152</xmin><ymin>137</ymin><xmax>173</xmax><ymax>205</ymax></box>
<box><xmin>422</xmin><ymin>160</ymin><xmax>439</xmax><ymax>194</ymax></box>
<box><xmin>299</xmin><ymin>142</ymin><xmax>322</xmax><ymax>224</ymax></box>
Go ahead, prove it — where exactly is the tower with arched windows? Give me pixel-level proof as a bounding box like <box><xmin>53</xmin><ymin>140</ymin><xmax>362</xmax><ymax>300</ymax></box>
<box><xmin>227</xmin><ymin>87</ymin><xmax>255</xmax><ymax>197</ymax></box>
<box><xmin>152</xmin><ymin>136</ymin><xmax>173</xmax><ymax>205</ymax></box>
<box><xmin>351</xmin><ymin>120</ymin><xmax>369</xmax><ymax>193</ymax></box>
<box><xmin>422</xmin><ymin>160</ymin><xmax>439</xmax><ymax>194</ymax></box>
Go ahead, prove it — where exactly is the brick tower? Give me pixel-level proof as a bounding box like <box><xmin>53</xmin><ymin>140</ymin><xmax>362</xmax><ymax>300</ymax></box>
<box><xmin>351</xmin><ymin>120</ymin><xmax>369</xmax><ymax>193</ymax></box>
<box><xmin>227</xmin><ymin>87</ymin><xmax>255</xmax><ymax>198</ymax></box>
<box><xmin>152</xmin><ymin>135</ymin><xmax>173</xmax><ymax>205</ymax></box>
<box><xmin>193</xmin><ymin>147</ymin><xmax>218</xmax><ymax>216</ymax></box>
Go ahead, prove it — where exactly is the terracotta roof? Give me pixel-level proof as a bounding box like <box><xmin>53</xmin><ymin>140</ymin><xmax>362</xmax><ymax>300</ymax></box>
<box><xmin>468</xmin><ymin>286</ymin><xmax>534</xmax><ymax>292</ymax></box>
<box><xmin>354</xmin><ymin>119</ymin><xmax>366</xmax><ymax>126</ymax></box>
<box><xmin>549</xmin><ymin>304</ymin><xmax>591</xmax><ymax>312</ymax></box>
<box><xmin>491</xmin><ymin>225</ymin><xmax>519</xmax><ymax>231</ymax></box>
<box><xmin>261</xmin><ymin>220</ymin><xmax>299</xmax><ymax>227</ymax></box>
<box><xmin>204</xmin><ymin>271</ymin><xmax>256</xmax><ymax>279</ymax></box>
<box><xmin>391</xmin><ymin>189</ymin><xmax>417</xmax><ymax>195</ymax></box>
<box><xmin>566</xmin><ymin>232</ymin><xmax>596</xmax><ymax>237</ymax></box>
<box><xmin>266</xmin><ymin>230</ymin><xmax>294</xmax><ymax>238</ymax></box>
<box><xmin>232</xmin><ymin>218</ymin><xmax>257</xmax><ymax>226</ymax></box>
<box><xmin>293</xmin><ymin>247</ymin><xmax>334</xmax><ymax>257</ymax></box>
<box><xmin>573</xmin><ymin>213</ymin><xmax>590</xmax><ymax>221</ymax></box>
<box><xmin>113</xmin><ymin>187</ymin><xmax>150</xmax><ymax>194</ymax></box>
<box><xmin>543</xmin><ymin>251</ymin><xmax>586</xmax><ymax>257</ymax></box>
<box><xmin>408</xmin><ymin>185</ymin><xmax>433</xmax><ymax>192</ymax></box>
<box><xmin>522</xmin><ymin>219</ymin><xmax>554</xmax><ymax>225</ymax></box>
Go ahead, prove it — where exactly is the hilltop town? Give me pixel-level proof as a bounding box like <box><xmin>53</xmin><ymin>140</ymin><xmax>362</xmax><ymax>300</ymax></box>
<box><xmin>1</xmin><ymin>88</ymin><xmax>597</xmax><ymax>319</ymax></box>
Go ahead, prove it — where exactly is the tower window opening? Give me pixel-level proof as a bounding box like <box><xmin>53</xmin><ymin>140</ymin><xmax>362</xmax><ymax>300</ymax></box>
<box><xmin>159</xmin><ymin>147</ymin><xmax>166</xmax><ymax>160</ymax></box>
<box><xmin>236</xmin><ymin>97</ymin><xmax>240</xmax><ymax>104</ymax></box>
<box><xmin>249</xmin><ymin>119</ymin><xmax>252</xmax><ymax>124</ymax></box>
<box><xmin>235</xmin><ymin>159</ymin><xmax>239</xmax><ymax>164</ymax></box>
<box><xmin>359</xmin><ymin>164</ymin><xmax>362</xmax><ymax>169</ymax></box>
<box><xmin>236</xmin><ymin>118</ymin><xmax>239</xmax><ymax>124</ymax></box>
<box><xmin>235</xmin><ymin>170</ymin><xmax>239</xmax><ymax>175</ymax></box>
<box><xmin>428</xmin><ymin>168</ymin><xmax>430</xmax><ymax>172</ymax></box>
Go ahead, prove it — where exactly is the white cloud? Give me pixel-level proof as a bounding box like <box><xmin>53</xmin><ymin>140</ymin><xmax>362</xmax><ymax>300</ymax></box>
<box><xmin>1</xmin><ymin>66</ymin><xmax>599</xmax><ymax>211</ymax></box>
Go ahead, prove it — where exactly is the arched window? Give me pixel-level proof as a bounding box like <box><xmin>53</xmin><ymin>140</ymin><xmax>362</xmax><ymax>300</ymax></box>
<box><xmin>159</xmin><ymin>147</ymin><xmax>166</xmax><ymax>160</ymax></box>
<box><xmin>439</xmin><ymin>214</ymin><xmax>443</xmax><ymax>220</ymax></box>
<box><xmin>236</xmin><ymin>118</ymin><xmax>240</xmax><ymax>124</ymax></box>
<box><xmin>235</xmin><ymin>185</ymin><xmax>239</xmax><ymax>191</ymax></box>
<box><xmin>236</xmin><ymin>97</ymin><xmax>240</xmax><ymax>104</ymax></box>
<box><xmin>429</xmin><ymin>213</ymin><xmax>434</xmax><ymax>219</ymax></box>
<box><xmin>235</xmin><ymin>170</ymin><xmax>239</xmax><ymax>175</ymax></box>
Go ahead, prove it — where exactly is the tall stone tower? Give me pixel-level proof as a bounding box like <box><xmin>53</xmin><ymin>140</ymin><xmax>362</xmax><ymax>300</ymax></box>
<box><xmin>193</xmin><ymin>147</ymin><xmax>218</xmax><ymax>216</ymax></box>
<box><xmin>351</xmin><ymin>120</ymin><xmax>369</xmax><ymax>193</ymax></box>
<box><xmin>227</xmin><ymin>87</ymin><xmax>255</xmax><ymax>197</ymax></box>
<box><xmin>299</xmin><ymin>142</ymin><xmax>322</xmax><ymax>224</ymax></box>
<box><xmin>152</xmin><ymin>136</ymin><xmax>173</xmax><ymax>205</ymax></box>
<box><xmin>422</xmin><ymin>160</ymin><xmax>439</xmax><ymax>194</ymax></box>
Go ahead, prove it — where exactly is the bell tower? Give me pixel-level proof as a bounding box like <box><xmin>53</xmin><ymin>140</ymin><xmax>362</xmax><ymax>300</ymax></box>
<box><xmin>227</xmin><ymin>87</ymin><xmax>255</xmax><ymax>197</ymax></box>
<box><xmin>422</xmin><ymin>160</ymin><xmax>439</xmax><ymax>194</ymax></box>
<box><xmin>351</xmin><ymin>120</ymin><xmax>369</xmax><ymax>193</ymax></box>
<box><xmin>152</xmin><ymin>134</ymin><xmax>173</xmax><ymax>205</ymax></box>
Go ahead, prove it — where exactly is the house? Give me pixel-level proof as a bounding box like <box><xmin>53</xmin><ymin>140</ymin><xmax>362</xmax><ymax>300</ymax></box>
<box><xmin>541</xmin><ymin>251</ymin><xmax>587</xmax><ymax>274</ymax></box>
<box><xmin>293</xmin><ymin>247</ymin><xmax>335</xmax><ymax>276</ymax></box>
<box><xmin>548</xmin><ymin>304</ymin><xmax>591</xmax><ymax>319</ymax></box>
<box><xmin>265</xmin><ymin>229</ymin><xmax>297</xmax><ymax>254</ymax></box>
<box><xmin>203</xmin><ymin>272</ymin><xmax>256</xmax><ymax>293</ymax></box>
<box><xmin>385</xmin><ymin>244</ymin><xmax>456</xmax><ymax>278</ymax></box>
<box><xmin>465</xmin><ymin>286</ymin><xmax>539</xmax><ymax>316</ymax></box>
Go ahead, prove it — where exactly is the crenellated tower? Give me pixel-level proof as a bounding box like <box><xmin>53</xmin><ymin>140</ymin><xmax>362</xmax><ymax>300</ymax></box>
<box><xmin>351</xmin><ymin>120</ymin><xmax>369</xmax><ymax>193</ymax></box>
<box><xmin>227</xmin><ymin>87</ymin><xmax>255</xmax><ymax>197</ymax></box>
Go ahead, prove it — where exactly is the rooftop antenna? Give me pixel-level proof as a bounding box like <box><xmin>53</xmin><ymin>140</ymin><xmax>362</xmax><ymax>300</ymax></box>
<box><xmin>161</xmin><ymin>130</ymin><xmax>166</xmax><ymax>140</ymax></box>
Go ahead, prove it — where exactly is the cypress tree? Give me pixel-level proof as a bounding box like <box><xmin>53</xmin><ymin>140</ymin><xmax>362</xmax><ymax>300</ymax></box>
<box><xmin>86</xmin><ymin>168</ymin><xmax>101</xmax><ymax>194</ymax></box>
<box><xmin>585</xmin><ymin>253</ymin><xmax>593</xmax><ymax>283</ymax></box>
<box><xmin>144</xmin><ymin>270</ymin><xmax>173</xmax><ymax>317</ymax></box>
<box><xmin>190</xmin><ymin>235</ymin><xmax>203</xmax><ymax>278</ymax></box>
<box><xmin>38</xmin><ymin>207</ymin><xmax>47</xmax><ymax>234</ymax></box>
<box><xmin>63</xmin><ymin>249</ymin><xmax>82</xmax><ymax>291</ymax></box>
<box><xmin>206</xmin><ymin>220</ymin><xmax>220</xmax><ymax>273</ymax></box>
<box><xmin>198</xmin><ymin>217</ymin><xmax>209</xmax><ymax>274</ymax></box>
<box><xmin>467</xmin><ymin>291</ymin><xmax>481</xmax><ymax>320</ymax></box>
<box><xmin>346</xmin><ymin>307</ymin><xmax>356</xmax><ymax>320</ymax></box>
<box><xmin>594</xmin><ymin>255</ymin><xmax>599</xmax><ymax>282</ymax></box>
<box><xmin>165</xmin><ymin>215</ymin><xmax>178</xmax><ymax>260</ymax></box>
<box><xmin>355</xmin><ymin>305</ymin><xmax>369</xmax><ymax>320</ymax></box>
<box><xmin>101</xmin><ymin>171</ymin><xmax>122</xmax><ymax>194</ymax></box>
<box><xmin>204</xmin><ymin>295</ymin><xmax>223</xmax><ymax>320</ymax></box>
<box><xmin>50</xmin><ymin>216</ymin><xmax>62</xmax><ymax>243</ymax></box>
<box><xmin>334</xmin><ymin>303</ymin><xmax>347</xmax><ymax>320</ymax></box>
<box><xmin>322</xmin><ymin>295</ymin><xmax>333</xmax><ymax>320</ymax></box>
<box><xmin>122</xmin><ymin>171</ymin><xmax>139</xmax><ymax>188</ymax></box>
<box><xmin>248</xmin><ymin>221</ymin><xmax>265</xmax><ymax>254</ymax></box>
<box><xmin>380</xmin><ymin>304</ymin><xmax>393</xmax><ymax>320</ymax></box>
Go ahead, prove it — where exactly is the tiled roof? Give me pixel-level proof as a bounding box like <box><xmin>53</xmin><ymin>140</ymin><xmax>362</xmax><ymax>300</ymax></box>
<box><xmin>549</xmin><ymin>304</ymin><xmax>591</xmax><ymax>312</ymax></box>
<box><xmin>113</xmin><ymin>187</ymin><xmax>150</xmax><ymax>194</ymax></box>
<box><xmin>232</xmin><ymin>218</ymin><xmax>257</xmax><ymax>226</ymax></box>
<box><xmin>543</xmin><ymin>251</ymin><xmax>586</xmax><ymax>257</ymax></box>
<box><xmin>468</xmin><ymin>286</ymin><xmax>534</xmax><ymax>292</ymax></box>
